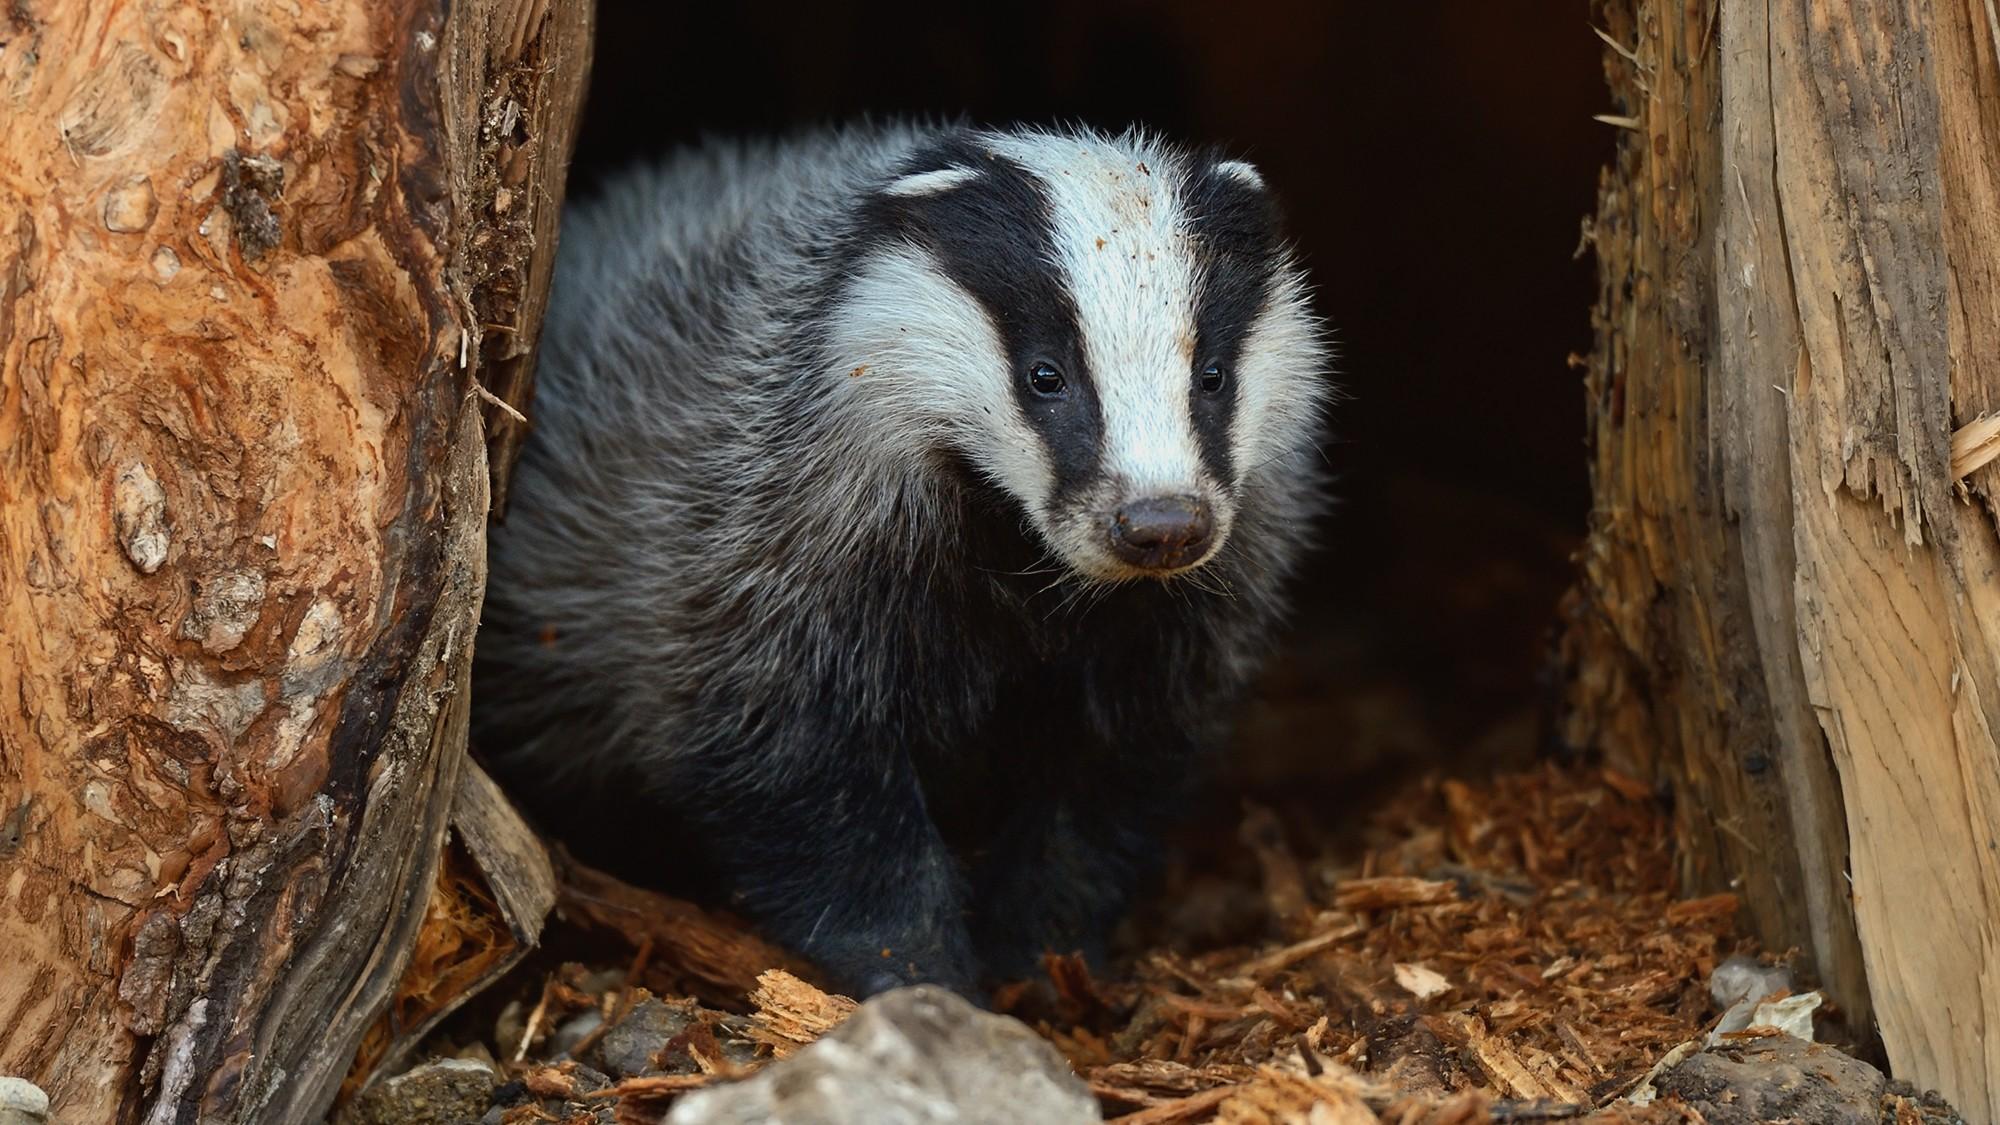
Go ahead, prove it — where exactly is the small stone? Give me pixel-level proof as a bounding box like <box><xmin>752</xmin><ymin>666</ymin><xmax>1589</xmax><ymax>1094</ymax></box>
<box><xmin>550</xmin><ymin>1010</ymin><xmax>603</xmax><ymax>1059</ymax></box>
<box><xmin>113</xmin><ymin>462</ymin><xmax>170</xmax><ymax>574</ymax></box>
<box><xmin>1709</xmin><ymin>953</ymin><xmax>1792</xmax><ymax>1010</ymax></box>
<box><xmin>151</xmin><ymin>245</ymin><xmax>181</xmax><ymax>281</ymax></box>
<box><xmin>102</xmin><ymin>175</ymin><xmax>158</xmax><ymax>233</ymax></box>
<box><xmin>0</xmin><ymin>1076</ymin><xmax>51</xmax><ymax>1125</ymax></box>
<box><xmin>335</xmin><ymin>1057</ymin><xmax>497</xmax><ymax>1125</ymax></box>
<box><xmin>1654</xmin><ymin>1037</ymin><xmax>1885</xmax><ymax>1125</ymax></box>
<box><xmin>665</xmin><ymin>985</ymin><xmax>1099</xmax><ymax>1125</ymax></box>
<box><xmin>594</xmin><ymin>997</ymin><xmax>696</xmax><ymax>1078</ymax></box>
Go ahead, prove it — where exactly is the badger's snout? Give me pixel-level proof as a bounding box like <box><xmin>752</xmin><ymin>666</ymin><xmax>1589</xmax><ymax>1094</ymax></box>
<box><xmin>1108</xmin><ymin>496</ymin><xmax>1214</xmax><ymax>572</ymax></box>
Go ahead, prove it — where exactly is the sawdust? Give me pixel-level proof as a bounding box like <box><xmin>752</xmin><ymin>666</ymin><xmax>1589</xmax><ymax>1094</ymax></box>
<box><xmin>368</xmin><ymin>765</ymin><xmax>1781</xmax><ymax>1122</ymax></box>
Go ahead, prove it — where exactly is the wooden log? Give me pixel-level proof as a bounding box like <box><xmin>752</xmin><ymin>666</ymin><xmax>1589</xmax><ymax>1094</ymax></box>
<box><xmin>340</xmin><ymin>762</ymin><xmax>559</xmax><ymax>1102</ymax></box>
<box><xmin>1564</xmin><ymin>0</ymin><xmax>2000</xmax><ymax>1118</ymax></box>
<box><xmin>0</xmin><ymin>0</ymin><xmax>589</xmax><ymax>1121</ymax></box>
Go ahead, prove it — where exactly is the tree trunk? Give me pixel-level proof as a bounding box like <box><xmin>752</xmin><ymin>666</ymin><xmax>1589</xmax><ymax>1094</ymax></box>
<box><xmin>1565</xmin><ymin>0</ymin><xmax>2000</xmax><ymax>1119</ymax></box>
<box><xmin>0</xmin><ymin>0</ymin><xmax>589</xmax><ymax>1121</ymax></box>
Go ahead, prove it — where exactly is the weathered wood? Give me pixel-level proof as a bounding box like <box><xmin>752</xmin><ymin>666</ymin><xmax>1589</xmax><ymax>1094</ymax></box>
<box><xmin>341</xmin><ymin>762</ymin><xmax>558</xmax><ymax>1101</ymax></box>
<box><xmin>556</xmin><ymin>852</ymin><xmax>816</xmax><ymax>1009</ymax></box>
<box><xmin>452</xmin><ymin>0</ymin><xmax>595</xmax><ymax>513</ymax></box>
<box><xmin>1561</xmin><ymin>0</ymin><xmax>1870</xmax><ymax>1031</ymax></box>
<box><xmin>0</xmin><ymin>0</ymin><xmax>589</xmax><ymax>1121</ymax></box>
<box><xmin>1765</xmin><ymin>2</ymin><xmax>2000</xmax><ymax>1114</ymax></box>
<box><xmin>451</xmin><ymin>760</ymin><xmax>559</xmax><ymax>948</ymax></box>
<box><xmin>1709</xmin><ymin>0</ymin><xmax>1870</xmax><ymax>1050</ymax></box>
<box><xmin>1567</xmin><ymin>0</ymin><xmax>2000</xmax><ymax>1118</ymax></box>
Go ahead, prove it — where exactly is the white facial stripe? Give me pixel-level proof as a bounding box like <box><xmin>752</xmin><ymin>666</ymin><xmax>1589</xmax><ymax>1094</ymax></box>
<box><xmin>982</xmin><ymin>131</ymin><xmax>1208</xmax><ymax>498</ymax></box>
<box><xmin>826</xmin><ymin>243</ymin><xmax>1054</xmax><ymax>504</ymax></box>
<box><xmin>882</xmin><ymin>166</ymin><xmax>981</xmax><ymax>197</ymax></box>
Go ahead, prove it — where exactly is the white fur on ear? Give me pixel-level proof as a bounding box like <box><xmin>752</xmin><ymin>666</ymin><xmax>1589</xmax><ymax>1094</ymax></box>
<box><xmin>883</xmin><ymin>166</ymin><xmax>982</xmax><ymax>197</ymax></box>
<box><xmin>1214</xmin><ymin>160</ymin><xmax>1266</xmax><ymax>189</ymax></box>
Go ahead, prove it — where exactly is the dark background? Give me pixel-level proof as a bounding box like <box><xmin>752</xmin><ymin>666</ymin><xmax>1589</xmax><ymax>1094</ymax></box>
<box><xmin>565</xmin><ymin>1</ymin><xmax>1611</xmax><ymax>803</ymax></box>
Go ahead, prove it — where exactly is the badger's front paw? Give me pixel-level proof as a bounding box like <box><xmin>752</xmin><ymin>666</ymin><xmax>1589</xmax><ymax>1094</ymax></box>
<box><xmin>808</xmin><ymin>924</ymin><xmax>981</xmax><ymax>1000</ymax></box>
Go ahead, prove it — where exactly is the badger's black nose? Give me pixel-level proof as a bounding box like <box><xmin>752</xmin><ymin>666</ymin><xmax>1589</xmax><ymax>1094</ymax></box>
<box><xmin>1109</xmin><ymin>497</ymin><xmax>1214</xmax><ymax>571</ymax></box>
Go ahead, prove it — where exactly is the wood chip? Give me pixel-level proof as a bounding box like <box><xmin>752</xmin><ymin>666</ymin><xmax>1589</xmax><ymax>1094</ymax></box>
<box><xmin>1663</xmin><ymin>894</ymin><xmax>1739</xmax><ymax>925</ymax></box>
<box><xmin>1334</xmin><ymin>877</ymin><xmax>1459</xmax><ymax>911</ymax></box>
<box><xmin>1111</xmin><ymin>1085</ymin><xmax>1239</xmax><ymax>1124</ymax></box>
<box><xmin>1394</xmin><ymin>963</ymin><xmax>1452</xmax><ymax>1001</ymax></box>
<box><xmin>557</xmin><ymin>854</ymin><xmax>810</xmax><ymax>1005</ymax></box>
<box><xmin>1233</xmin><ymin>921</ymin><xmax>1366</xmax><ymax>979</ymax></box>
<box><xmin>585</xmin><ymin>1073</ymin><xmax>713</xmax><ymax>1099</ymax></box>
<box><xmin>746</xmin><ymin>969</ymin><xmax>857</xmax><ymax>1056</ymax></box>
<box><xmin>1951</xmin><ymin>413</ymin><xmax>2000</xmax><ymax>479</ymax></box>
<box><xmin>521</xmin><ymin>1061</ymin><xmax>580</xmax><ymax>1099</ymax></box>
<box><xmin>1453</xmin><ymin>1015</ymin><xmax>1554</xmax><ymax>1100</ymax></box>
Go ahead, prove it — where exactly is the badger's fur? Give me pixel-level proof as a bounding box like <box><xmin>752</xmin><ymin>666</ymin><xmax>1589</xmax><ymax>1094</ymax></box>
<box><xmin>474</xmin><ymin>121</ymin><xmax>1331</xmax><ymax>998</ymax></box>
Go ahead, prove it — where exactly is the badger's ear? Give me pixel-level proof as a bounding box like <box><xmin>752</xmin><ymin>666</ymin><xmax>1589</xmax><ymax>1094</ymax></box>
<box><xmin>883</xmin><ymin>165</ymin><xmax>984</xmax><ymax>198</ymax></box>
<box><xmin>1187</xmin><ymin>155</ymin><xmax>1284</xmax><ymax>250</ymax></box>
<box><xmin>1212</xmin><ymin>160</ymin><xmax>1267</xmax><ymax>190</ymax></box>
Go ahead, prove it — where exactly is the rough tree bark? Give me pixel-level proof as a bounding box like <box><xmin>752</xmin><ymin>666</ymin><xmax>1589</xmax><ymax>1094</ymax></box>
<box><xmin>0</xmin><ymin>0</ymin><xmax>589</xmax><ymax>1122</ymax></box>
<box><xmin>1564</xmin><ymin>0</ymin><xmax>2000</xmax><ymax>1119</ymax></box>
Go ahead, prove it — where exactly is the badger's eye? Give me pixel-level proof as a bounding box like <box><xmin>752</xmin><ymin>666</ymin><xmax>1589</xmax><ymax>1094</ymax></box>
<box><xmin>1027</xmin><ymin>361</ymin><xmax>1067</xmax><ymax>396</ymax></box>
<box><xmin>1198</xmin><ymin>363</ymin><xmax>1229</xmax><ymax>395</ymax></box>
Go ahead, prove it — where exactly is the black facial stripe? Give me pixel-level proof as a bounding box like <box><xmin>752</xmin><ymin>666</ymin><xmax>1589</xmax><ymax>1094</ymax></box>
<box><xmin>849</xmin><ymin>133</ymin><xmax>1101</xmax><ymax>506</ymax></box>
<box><xmin>1181</xmin><ymin>157</ymin><xmax>1286</xmax><ymax>488</ymax></box>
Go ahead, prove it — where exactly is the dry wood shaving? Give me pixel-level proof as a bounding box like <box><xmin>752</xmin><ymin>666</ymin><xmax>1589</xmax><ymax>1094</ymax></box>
<box><xmin>745</xmin><ymin>968</ymin><xmax>859</xmax><ymax>1057</ymax></box>
<box><xmin>341</xmin><ymin>841</ymin><xmax>523</xmax><ymax>1102</ymax></box>
<box><xmin>367</xmin><ymin>766</ymin><xmax>1757</xmax><ymax>1123</ymax></box>
<box><xmin>1011</xmin><ymin>766</ymin><xmax>1743</xmax><ymax>1121</ymax></box>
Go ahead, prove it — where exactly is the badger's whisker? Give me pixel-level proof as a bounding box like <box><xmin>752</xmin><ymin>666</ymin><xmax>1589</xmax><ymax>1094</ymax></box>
<box><xmin>1029</xmin><ymin>572</ymin><xmax>1072</xmax><ymax>603</ymax></box>
<box><xmin>1183</xmin><ymin>568</ymin><xmax>1237</xmax><ymax>600</ymax></box>
<box><xmin>1079</xmin><ymin>578</ymin><xmax>1120</xmax><ymax>618</ymax></box>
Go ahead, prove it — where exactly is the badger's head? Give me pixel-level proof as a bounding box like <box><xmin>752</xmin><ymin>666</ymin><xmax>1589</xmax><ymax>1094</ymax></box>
<box><xmin>829</xmin><ymin>127</ymin><xmax>1328</xmax><ymax>582</ymax></box>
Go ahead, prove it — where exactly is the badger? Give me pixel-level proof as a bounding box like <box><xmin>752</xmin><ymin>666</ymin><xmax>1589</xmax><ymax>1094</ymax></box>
<box><xmin>472</xmin><ymin>121</ymin><xmax>1331</xmax><ymax>998</ymax></box>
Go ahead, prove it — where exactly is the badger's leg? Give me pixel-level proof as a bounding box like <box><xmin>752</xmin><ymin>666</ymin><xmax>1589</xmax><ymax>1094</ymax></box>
<box><xmin>968</xmin><ymin>751</ymin><xmax>1191</xmax><ymax>982</ymax></box>
<box><xmin>682</xmin><ymin>742</ymin><xmax>977</xmax><ymax>998</ymax></box>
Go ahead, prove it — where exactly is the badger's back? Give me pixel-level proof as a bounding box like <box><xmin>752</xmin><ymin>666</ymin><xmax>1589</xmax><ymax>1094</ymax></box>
<box><xmin>475</xmin><ymin>124</ymin><xmax>955</xmax><ymax>786</ymax></box>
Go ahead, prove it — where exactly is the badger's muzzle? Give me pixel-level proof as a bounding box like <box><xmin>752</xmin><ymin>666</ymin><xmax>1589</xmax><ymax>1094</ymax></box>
<box><xmin>1108</xmin><ymin>496</ymin><xmax>1214</xmax><ymax>572</ymax></box>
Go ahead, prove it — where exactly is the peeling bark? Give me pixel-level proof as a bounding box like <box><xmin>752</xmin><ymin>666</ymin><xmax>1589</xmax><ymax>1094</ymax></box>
<box><xmin>0</xmin><ymin>0</ymin><xmax>589</xmax><ymax>1121</ymax></box>
<box><xmin>1566</xmin><ymin>0</ymin><xmax>2000</xmax><ymax>1118</ymax></box>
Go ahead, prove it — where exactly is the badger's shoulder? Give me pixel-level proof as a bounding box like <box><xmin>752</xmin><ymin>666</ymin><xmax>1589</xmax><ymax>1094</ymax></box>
<box><xmin>549</xmin><ymin>121</ymin><xmax>954</xmax><ymax>297</ymax></box>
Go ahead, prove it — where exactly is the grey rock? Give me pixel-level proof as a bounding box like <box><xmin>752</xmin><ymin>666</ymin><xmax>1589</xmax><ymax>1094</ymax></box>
<box><xmin>665</xmin><ymin>986</ymin><xmax>1100</xmax><ymax>1125</ymax></box>
<box><xmin>1707</xmin><ymin>953</ymin><xmax>1793</xmax><ymax>1010</ymax></box>
<box><xmin>0</xmin><ymin>1076</ymin><xmax>50</xmax><ymax>1125</ymax></box>
<box><xmin>595</xmin><ymin>996</ymin><xmax>696</xmax><ymax>1077</ymax></box>
<box><xmin>1655</xmin><ymin>1036</ymin><xmax>1883</xmax><ymax>1125</ymax></box>
<box><xmin>551</xmin><ymin>1010</ymin><xmax>605</xmax><ymax>1058</ymax></box>
<box><xmin>335</xmin><ymin>1057</ymin><xmax>498</xmax><ymax>1125</ymax></box>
